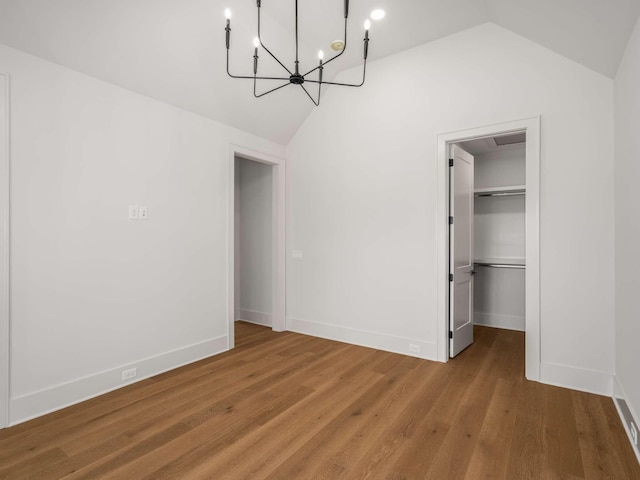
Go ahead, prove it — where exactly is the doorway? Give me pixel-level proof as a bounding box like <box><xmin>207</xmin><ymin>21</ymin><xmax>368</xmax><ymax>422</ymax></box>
<box><xmin>437</xmin><ymin>117</ymin><xmax>540</xmax><ymax>381</ymax></box>
<box><xmin>228</xmin><ymin>145</ymin><xmax>285</xmax><ymax>349</ymax></box>
<box><xmin>0</xmin><ymin>72</ymin><xmax>9</xmax><ymax>428</ymax></box>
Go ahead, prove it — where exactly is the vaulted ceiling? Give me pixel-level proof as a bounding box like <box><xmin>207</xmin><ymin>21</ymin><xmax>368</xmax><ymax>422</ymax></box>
<box><xmin>0</xmin><ymin>0</ymin><xmax>638</xmax><ymax>144</ymax></box>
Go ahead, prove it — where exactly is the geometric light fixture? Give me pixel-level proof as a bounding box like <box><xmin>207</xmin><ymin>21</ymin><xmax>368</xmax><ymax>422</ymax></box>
<box><xmin>224</xmin><ymin>1</ymin><xmax>372</xmax><ymax>106</ymax></box>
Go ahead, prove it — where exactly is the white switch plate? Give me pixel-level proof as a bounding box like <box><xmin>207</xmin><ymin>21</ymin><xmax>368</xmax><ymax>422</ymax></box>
<box><xmin>139</xmin><ymin>206</ymin><xmax>148</xmax><ymax>220</ymax></box>
<box><xmin>292</xmin><ymin>250</ymin><xmax>303</xmax><ymax>260</ymax></box>
<box><xmin>128</xmin><ymin>205</ymin><xmax>139</xmax><ymax>220</ymax></box>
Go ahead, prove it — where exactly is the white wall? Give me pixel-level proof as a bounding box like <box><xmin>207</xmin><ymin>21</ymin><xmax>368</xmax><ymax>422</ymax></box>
<box><xmin>614</xmin><ymin>16</ymin><xmax>640</xmax><ymax>429</ymax></box>
<box><xmin>287</xmin><ymin>23</ymin><xmax>615</xmax><ymax>393</ymax></box>
<box><xmin>474</xmin><ymin>267</ymin><xmax>525</xmax><ymax>331</ymax></box>
<box><xmin>235</xmin><ymin>157</ymin><xmax>273</xmax><ymax>326</ymax></box>
<box><xmin>473</xmin><ymin>144</ymin><xmax>526</xmax><ymax>190</ymax></box>
<box><xmin>0</xmin><ymin>43</ymin><xmax>285</xmax><ymax>424</ymax></box>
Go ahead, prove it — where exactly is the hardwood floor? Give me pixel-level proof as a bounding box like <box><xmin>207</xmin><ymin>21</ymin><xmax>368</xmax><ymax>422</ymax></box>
<box><xmin>0</xmin><ymin>322</ymin><xmax>638</xmax><ymax>479</ymax></box>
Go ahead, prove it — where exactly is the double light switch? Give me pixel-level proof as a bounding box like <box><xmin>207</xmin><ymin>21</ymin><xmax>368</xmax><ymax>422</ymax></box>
<box><xmin>129</xmin><ymin>205</ymin><xmax>149</xmax><ymax>220</ymax></box>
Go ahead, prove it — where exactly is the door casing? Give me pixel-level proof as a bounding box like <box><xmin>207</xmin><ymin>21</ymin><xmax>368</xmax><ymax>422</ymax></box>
<box><xmin>0</xmin><ymin>72</ymin><xmax>10</xmax><ymax>428</ymax></box>
<box><xmin>436</xmin><ymin>116</ymin><xmax>541</xmax><ymax>381</ymax></box>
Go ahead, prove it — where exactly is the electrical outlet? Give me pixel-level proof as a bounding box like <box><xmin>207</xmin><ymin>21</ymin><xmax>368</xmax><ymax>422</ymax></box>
<box><xmin>409</xmin><ymin>344</ymin><xmax>421</xmax><ymax>353</ymax></box>
<box><xmin>122</xmin><ymin>368</ymin><xmax>137</xmax><ymax>381</ymax></box>
<box><xmin>139</xmin><ymin>206</ymin><xmax>148</xmax><ymax>220</ymax></box>
<box><xmin>631</xmin><ymin>421</ymin><xmax>638</xmax><ymax>446</ymax></box>
<box><xmin>292</xmin><ymin>250</ymin><xmax>303</xmax><ymax>260</ymax></box>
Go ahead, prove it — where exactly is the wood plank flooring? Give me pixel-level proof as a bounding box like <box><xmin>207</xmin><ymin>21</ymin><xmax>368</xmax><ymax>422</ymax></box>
<box><xmin>0</xmin><ymin>322</ymin><xmax>638</xmax><ymax>479</ymax></box>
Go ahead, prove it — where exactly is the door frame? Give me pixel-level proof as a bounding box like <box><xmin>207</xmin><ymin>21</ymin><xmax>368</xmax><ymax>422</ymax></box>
<box><xmin>436</xmin><ymin>116</ymin><xmax>541</xmax><ymax>381</ymax></box>
<box><xmin>1</xmin><ymin>72</ymin><xmax>10</xmax><ymax>428</ymax></box>
<box><xmin>228</xmin><ymin>144</ymin><xmax>286</xmax><ymax>349</ymax></box>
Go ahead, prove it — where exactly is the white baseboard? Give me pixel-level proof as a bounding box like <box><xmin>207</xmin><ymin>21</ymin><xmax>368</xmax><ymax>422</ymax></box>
<box><xmin>613</xmin><ymin>376</ymin><xmax>640</xmax><ymax>464</ymax></box>
<box><xmin>539</xmin><ymin>361</ymin><xmax>612</xmax><ymax>396</ymax></box>
<box><xmin>9</xmin><ymin>335</ymin><xmax>228</xmax><ymax>426</ymax></box>
<box><xmin>287</xmin><ymin>317</ymin><xmax>437</xmax><ymax>360</ymax></box>
<box><xmin>236</xmin><ymin>309</ymin><xmax>272</xmax><ymax>327</ymax></box>
<box><xmin>474</xmin><ymin>312</ymin><xmax>524</xmax><ymax>331</ymax></box>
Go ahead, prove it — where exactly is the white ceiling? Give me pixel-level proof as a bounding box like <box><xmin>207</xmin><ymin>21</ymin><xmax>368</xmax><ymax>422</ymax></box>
<box><xmin>0</xmin><ymin>0</ymin><xmax>638</xmax><ymax>145</ymax></box>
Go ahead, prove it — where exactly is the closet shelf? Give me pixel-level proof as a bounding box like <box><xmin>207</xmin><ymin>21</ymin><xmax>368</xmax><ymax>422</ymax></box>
<box><xmin>474</xmin><ymin>185</ymin><xmax>526</xmax><ymax>197</ymax></box>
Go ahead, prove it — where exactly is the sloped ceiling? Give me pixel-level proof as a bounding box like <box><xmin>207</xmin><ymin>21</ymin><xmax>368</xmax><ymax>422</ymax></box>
<box><xmin>0</xmin><ymin>0</ymin><xmax>638</xmax><ymax>145</ymax></box>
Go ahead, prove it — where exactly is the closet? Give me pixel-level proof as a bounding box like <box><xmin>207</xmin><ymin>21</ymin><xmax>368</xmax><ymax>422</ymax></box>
<box><xmin>461</xmin><ymin>134</ymin><xmax>526</xmax><ymax>332</ymax></box>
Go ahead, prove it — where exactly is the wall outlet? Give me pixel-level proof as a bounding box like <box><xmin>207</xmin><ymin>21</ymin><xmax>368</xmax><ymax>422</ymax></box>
<box><xmin>409</xmin><ymin>344</ymin><xmax>421</xmax><ymax>353</ymax></box>
<box><xmin>122</xmin><ymin>368</ymin><xmax>137</xmax><ymax>381</ymax></box>
<box><xmin>292</xmin><ymin>250</ymin><xmax>303</xmax><ymax>260</ymax></box>
<box><xmin>631</xmin><ymin>421</ymin><xmax>638</xmax><ymax>446</ymax></box>
<box><xmin>139</xmin><ymin>206</ymin><xmax>148</xmax><ymax>220</ymax></box>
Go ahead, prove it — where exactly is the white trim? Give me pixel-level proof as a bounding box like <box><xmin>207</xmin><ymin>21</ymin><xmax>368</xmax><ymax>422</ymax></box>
<box><xmin>473</xmin><ymin>312</ymin><xmax>525</xmax><ymax>332</ymax></box>
<box><xmin>539</xmin><ymin>362</ymin><xmax>612</xmax><ymax>396</ymax></box>
<box><xmin>228</xmin><ymin>145</ymin><xmax>286</xmax><ymax>350</ymax></box>
<box><xmin>288</xmin><ymin>317</ymin><xmax>438</xmax><ymax>360</ymax></box>
<box><xmin>236</xmin><ymin>309</ymin><xmax>273</xmax><ymax>327</ymax></box>
<box><xmin>9</xmin><ymin>335</ymin><xmax>228</xmax><ymax>426</ymax></box>
<box><xmin>0</xmin><ymin>72</ymin><xmax>10</xmax><ymax>428</ymax></box>
<box><xmin>613</xmin><ymin>376</ymin><xmax>640</xmax><ymax>463</ymax></box>
<box><xmin>437</xmin><ymin>116</ymin><xmax>541</xmax><ymax>382</ymax></box>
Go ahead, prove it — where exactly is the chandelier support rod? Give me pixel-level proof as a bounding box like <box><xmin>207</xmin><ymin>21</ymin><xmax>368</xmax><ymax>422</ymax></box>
<box><xmin>254</xmin><ymin>79</ymin><xmax>291</xmax><ymax>98</ymax></box>
<box><xmin>304</xmin><ymin>60</ymin><xmax>366</xmax><ymax>87</ymax></box>
<box><xmin>257</xmin><ymin>1</ymin><xmax>293</xmax><ymax>76</ymax></box>
<box><xmin>295</xmin><ymin>0</ymin><xmax>300</xmax><ymax>74</ymax></box>
<box><xmin>298</xmin><ymin>84</ymin><xmax>319</xmax><ymax>106</ymax></box>
<box><xmin>227</xmin><ymin>50</ymin><xmax>289</xmax><ymax>81</ymax></box>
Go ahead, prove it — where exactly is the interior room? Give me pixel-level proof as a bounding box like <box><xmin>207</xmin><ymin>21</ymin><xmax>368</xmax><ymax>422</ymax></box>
<box><xmin>0</xmin><ymin>0</ymin><xmax>639</xmax><ymax>477</ymax></box>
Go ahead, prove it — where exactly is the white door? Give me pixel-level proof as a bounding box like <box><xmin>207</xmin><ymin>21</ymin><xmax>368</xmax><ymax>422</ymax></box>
<box><xmin>449</xmin><ymin>144</ymin><xmax>474</xmax><ymax>357</ymax></box>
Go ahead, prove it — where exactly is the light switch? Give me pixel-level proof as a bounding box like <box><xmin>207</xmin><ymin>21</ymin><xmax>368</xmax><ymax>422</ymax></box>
<box><xmin>139</xmin><ymin>206</ymin><xmax>148</xmax><ymax>220</ymax></box>
<box><xmin>128</xmin><ymin>205</ymin><xmax>139</xmax><ymax>220</ymax></box>
<box><xmin>292</xmin><ymin>250</ymin><xmax>303</xmax><ymax>260</ymax></box>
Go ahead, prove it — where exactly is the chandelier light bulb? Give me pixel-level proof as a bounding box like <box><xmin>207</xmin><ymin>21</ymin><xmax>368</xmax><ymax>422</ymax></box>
<box><xmin>253</xmin><ymin>37</ymin><xmax>260</xmax><ymax>48</ymax></box>
<box><xmin>364</xmin><ymin>19</ymin><xmax>371</xmax><ymax>30</ymax></box>
<box><xmin>370</xmin><ymin>9</ymin><xmax>385</xmax><ymax>21</ymax></box>
<box><xmin>224</xmin><ymin>8</ymin><xmax>231</xmax><ymax>20</ymax></box>
<box><xmin>318</xmin><ymin>50</ymin><xmax>324</xmax><ymax>60</ymax></box>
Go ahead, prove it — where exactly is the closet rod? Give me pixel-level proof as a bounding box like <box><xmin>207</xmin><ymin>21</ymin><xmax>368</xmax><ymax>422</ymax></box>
<box><xmin>474</xmin><ymin>263</ymin><xmax>525</xmax><ymax>269</ymax></box>
<box><xmin>475</xmin><ymin>192</ymin><xmax>525</xmax><ymax>198</ymax></box>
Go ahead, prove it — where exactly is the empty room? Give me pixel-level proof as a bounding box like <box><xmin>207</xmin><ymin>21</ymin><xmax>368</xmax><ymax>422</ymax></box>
<box><xmin>1</xmin><ymin>0</ymin><xmax>639</xmax><ymax>478</ymax></box>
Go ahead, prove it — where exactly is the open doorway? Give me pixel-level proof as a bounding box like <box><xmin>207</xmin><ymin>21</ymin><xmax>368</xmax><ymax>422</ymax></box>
<box><xmin>234</xmin><ymin>157</ymin><xmax>274</xmax><ymax>327</ymax></box>
<box><xmin>449</xmin><ymin>134</ymin><xmax>527</xmax><ymax>357</ymax></box>
<box><xmin>228</xmin><ymin>145</ymin><xmax>285</xmax><ymax>349</ymax></box>
<box><xmin>437</xmin><ymin>117</ymin><xmax>540</xmax><ymax>381</ymax></box>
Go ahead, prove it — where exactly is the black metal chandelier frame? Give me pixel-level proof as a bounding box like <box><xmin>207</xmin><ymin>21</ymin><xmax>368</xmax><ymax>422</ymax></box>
<box><xmin>225</xmin><ymin>0</ymin><xmax>369</xmax><ymax>106</ymax></box>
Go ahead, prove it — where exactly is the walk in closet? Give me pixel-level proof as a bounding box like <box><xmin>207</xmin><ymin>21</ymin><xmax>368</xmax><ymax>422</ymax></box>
<box><xmin>461</xmin><ymin>134</ymin><xmax>526</xmax><ymax>332</ymax></box>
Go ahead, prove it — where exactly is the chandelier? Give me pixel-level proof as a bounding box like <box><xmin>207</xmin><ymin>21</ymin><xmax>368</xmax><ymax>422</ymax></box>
<box><xmin>224</xmin><ymin>1</ymin><xmax>372</xmax><ymax>106</ymax></box>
